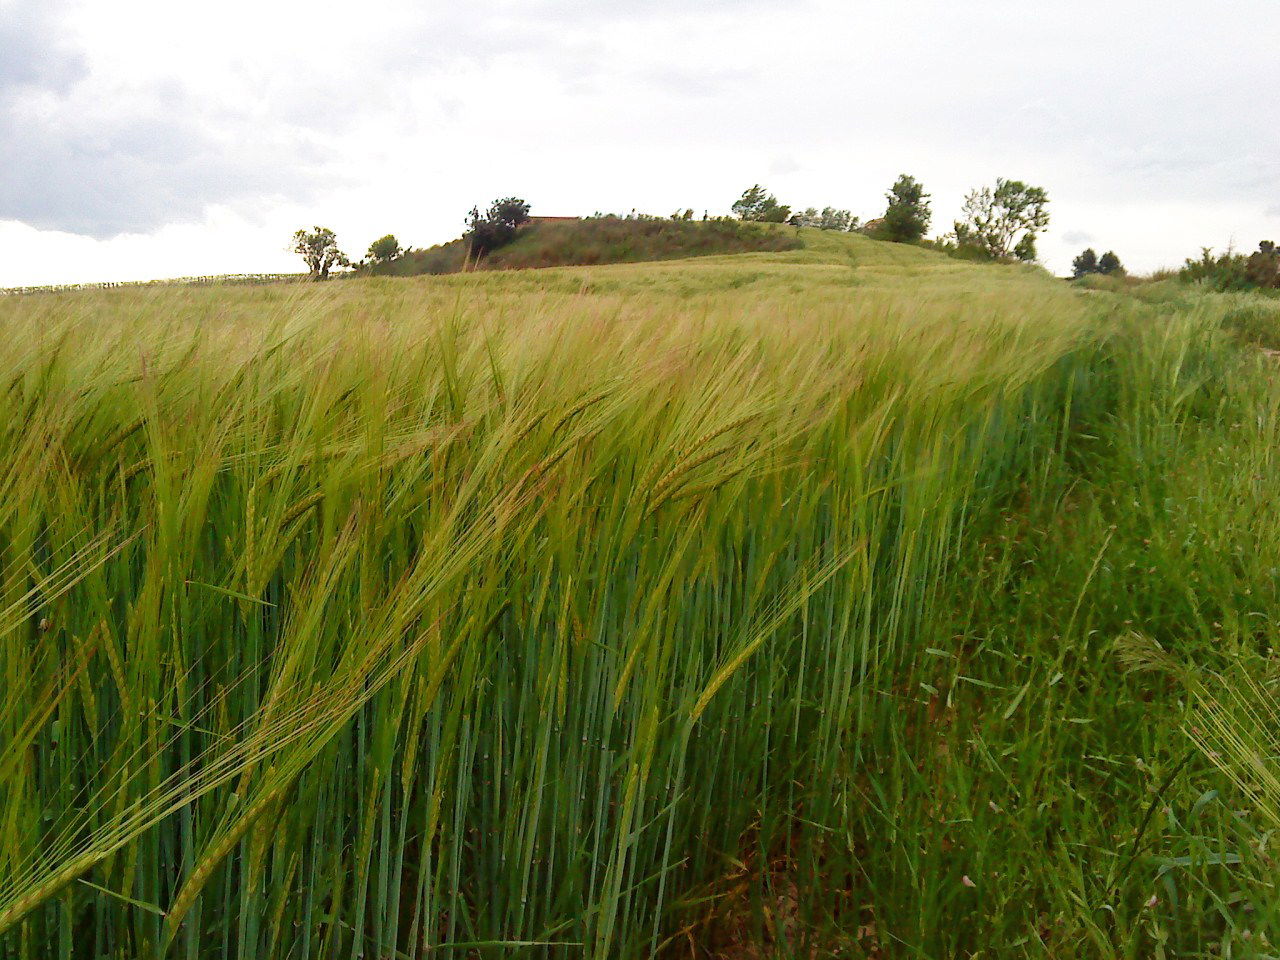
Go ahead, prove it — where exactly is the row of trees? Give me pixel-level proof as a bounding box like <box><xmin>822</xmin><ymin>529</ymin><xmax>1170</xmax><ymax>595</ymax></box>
<box><xmin>732</xmin><ymin>175</ymin><xmax>1053</xmax><ymax>263</ymax></box>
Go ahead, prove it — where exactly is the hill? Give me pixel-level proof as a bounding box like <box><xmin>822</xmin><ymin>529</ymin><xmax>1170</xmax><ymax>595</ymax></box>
<box><xmin>2</xmin><ymin>232</ymin><xmax>1280</xmax><ymax>957</ymax></box>
<box><xmin>363</xmin><ymin>214</ymin><xmax>804</xmax><ymax>276</ymax></box>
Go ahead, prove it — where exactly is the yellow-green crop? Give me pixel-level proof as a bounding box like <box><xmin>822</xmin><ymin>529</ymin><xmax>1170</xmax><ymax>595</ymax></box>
<box><xmin>2</xmin><ymin>230</ymin><xmax>1278</xmax><ymax>958</ymax></box>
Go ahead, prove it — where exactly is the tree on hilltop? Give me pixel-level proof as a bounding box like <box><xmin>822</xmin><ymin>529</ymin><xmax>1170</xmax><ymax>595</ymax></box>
<box><xmin>1098</xmin><ymin>251</ymin><xmax>1125</xmax><ymax>275</ymax></box>
<box><xmin>367</xmin><ymin>234</ymin><xmax>403</xmax><ymax>265</ymax></box>
<box><xmin>953</xmin><ymin>178</ymin><xmax>1049</xmax><ymax>261</ymax></box>
<box><xmin>1071</xmin><ymin>248</ymin><xmax>1099</xmax><ymax>278</ymax></box>
<box><xmin>291</xmin><ymin>227</ymin><xmax>349</xmax><ymax>280</ymax></box>
<box><xmin>820</xmin><ymin>207</ymin><xmax>858</xmax><ymax>231</ymax></box>
<box><xmin>1072</xmin><ymin>248</ymin><xmax>1125</xmax><ymax>279</ymax></box>
<box><xmin>732</xmin><ymin>185</ymin><xmax>791</xmax><ymax>223</ymax></box>
<box><xmin>466</xmin><ymin>196</ymin><xmax>532</xmax><ymax>258</ymax></box>
<box><xmin>880</xmin><ymin>174</ymin><xmax>931</xmax><ymax>243</ymax></box>
<box><xmin>790</xmin><ymin>206</ymin><xmax>858</xmax><ymax>231</ymax></box>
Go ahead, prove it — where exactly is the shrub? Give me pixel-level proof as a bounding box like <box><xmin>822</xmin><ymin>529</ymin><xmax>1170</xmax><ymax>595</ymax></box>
<box><xmin>1247</xmin><ymin>241</ymin><xmax>1280</xmax><ymax>288</ymax></box>
<box><xmin>1181</xmin><ymin>247</ymin><xmax>1254</xmax><ymax>291</ymax></box>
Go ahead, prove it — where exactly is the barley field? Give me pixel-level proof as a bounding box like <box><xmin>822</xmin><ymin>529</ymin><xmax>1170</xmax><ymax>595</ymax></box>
<box><xmin>3</xmin><ymin>230</ymin><xmax>1280</xmax><ymax>958</ymax></box>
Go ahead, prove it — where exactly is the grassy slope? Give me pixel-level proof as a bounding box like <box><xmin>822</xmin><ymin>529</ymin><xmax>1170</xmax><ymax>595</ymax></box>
<box><xmin>1</xmin><ymin>232</ymin><xmax>1279</xmax><ymax>958</ymax></box>
<box><xmin>365</xmin><ymin>217</ymin><xmax>804</xmax><ymax>277</ymax></box>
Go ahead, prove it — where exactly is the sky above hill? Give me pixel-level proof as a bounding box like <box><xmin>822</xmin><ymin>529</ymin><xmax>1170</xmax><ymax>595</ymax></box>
<box><xmin>0</xmin><ymin>0</ymin><xmax>1276</xmax><ymax>285</ymax></box>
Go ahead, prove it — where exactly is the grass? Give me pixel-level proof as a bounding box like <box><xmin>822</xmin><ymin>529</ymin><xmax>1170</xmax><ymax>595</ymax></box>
<box><xmin>1</xmin><ymin>229</ymin><xmax>1279</xmax><ymax>958</ymax></box>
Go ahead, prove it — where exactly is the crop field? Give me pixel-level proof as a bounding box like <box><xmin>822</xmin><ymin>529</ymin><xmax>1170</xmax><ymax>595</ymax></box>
<box><xmin>3</xmin><ymin>230</ymin><xmax>1280</xmax><ymax>958</ymax></box>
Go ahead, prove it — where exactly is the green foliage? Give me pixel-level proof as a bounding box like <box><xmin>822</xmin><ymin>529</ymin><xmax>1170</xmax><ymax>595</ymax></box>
<box><xmin>1250</xmin><ymin>241</ymin><xmax>1280</xmax><ymax>288</ymax></box>
<box><xmin>1177</xmin><ymin>243</ymin><xmax>1280</xmax><ymax>292</ymax></box>
<box><xmin>290</xmin><ymin>226</ymin><xmax>349</xmax><ymax>280</ymax></box>
<box><xmin>953</xmin><ymin>178</ymin><xmax>1050</xmax><ymax>260</ymax></box>
<box><xmin>466</xmin><ymin>196</ymin><xmax>532</xmax><ymax>258</ymax></box>
<box><xmin>1072</xmin><ymin>247</ymin><xmax>1099</xmax><ymax>278</ymax></box>
<box><xmin>731</xmin><ymin>184</ymin><xmax>791</xmax><ymax>223</ymax></box>
<box><xmin>879</xmin><ymin>173</ymin><xmax>931</xmax><ymax>242</ymax></box>
<box><xmin>1074</xmin><ymin>250</ymin><xmax>1126</xmax><ymax>282</ymax></box>
<box><xmin>1098</xmin><ymin>250</ymin><xmax>1125</xmax><ymax>275</ymax></box>
<box><xmin>789</xmin><ymin>206</ymin><xmax>858</xmax><ymax>231</ymax></box>
<box><xmin>365</xmin><ymin>233</ymin><xmax>402</xmax><ymax>265</ymax></box>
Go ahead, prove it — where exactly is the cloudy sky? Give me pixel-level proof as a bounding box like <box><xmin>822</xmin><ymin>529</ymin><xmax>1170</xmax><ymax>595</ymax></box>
<box><xmin>1</xmin><ymin>0</ymin><xmax>1276</xmax><ymax>286</ymax></box>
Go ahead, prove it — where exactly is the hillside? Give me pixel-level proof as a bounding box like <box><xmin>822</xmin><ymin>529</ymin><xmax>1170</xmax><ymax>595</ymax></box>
<box><xmin>363</xmin><ymin>214</ymin><xmax>804</xmax><ymax>276</ymax></box>
<box><xmin>2</xmin><ymin>233</ymin><xmax>1280</xmax><ymax>958</ymax></box>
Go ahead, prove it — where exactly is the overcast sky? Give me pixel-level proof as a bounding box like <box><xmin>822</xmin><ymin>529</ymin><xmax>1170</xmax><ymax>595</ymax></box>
<box><xmin>1</xmin><ymin>0</ymin><xmax>1276</xmax><ymax>286</ymax></box>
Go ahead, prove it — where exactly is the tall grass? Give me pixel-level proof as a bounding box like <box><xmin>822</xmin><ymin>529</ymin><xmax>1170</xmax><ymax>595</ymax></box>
<box><xmin>1</xmin><ymin>235</ymin><xmax>1276</xmax><ymax>957</ymax></box>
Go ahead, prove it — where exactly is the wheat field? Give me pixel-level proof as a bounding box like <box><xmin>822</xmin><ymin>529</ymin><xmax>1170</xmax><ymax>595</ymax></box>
<box><xmin>2</xmin><ymin>231</ymin><xmax>1278</xmax><ymax>958</ymax></box>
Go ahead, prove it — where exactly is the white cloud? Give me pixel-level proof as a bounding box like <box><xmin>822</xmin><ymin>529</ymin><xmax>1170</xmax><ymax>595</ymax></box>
<box><xmin>0</xmin><ymin>0</ymin><xmax>1277</xmax><ymax>283</ymax></box>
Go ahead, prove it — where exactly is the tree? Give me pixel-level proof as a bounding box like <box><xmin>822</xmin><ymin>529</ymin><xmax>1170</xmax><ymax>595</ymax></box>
<box><xmin>789</xmin><ymin>206</ymin><xmax>855</xmax><ymax>231</ymax></box>
<box><xmin>1246</xmin><ymin>241</ymin><xmax>1279</xmax><ymax>288</ymax></box>
<box><xmin>367</xmin><ymin>234</ymin><xmax>403</xmax><ymax>265</ymax></box>
<box><xmin>466</xmin><ymin>196</ymin><xmax>532</xmax><ymax>258</ymax></box>
<box><xmin>732</xmin><ymin>185</ymin><xmax>790</xmax><ymax>223</ymax></box>
<box><xmin>819</xmin><ymin>207</ymin><xmax>856</xmax><ymax>231</ymax></box>
<box><xmin>789</xmin><ymin>207</ymin><xmax>820</xmax><ymax>227</ymax></box>
<box><xmin>291</xmin><ymin>227</ymin><xmax>349</xmax><ymax>280</ymax></box>
<box><xmin>1098</xmin><ymin>251</ymin><xmax>1125</xmax><ymax>276</ymax></box>
<box><xmin>1071</xmin><ymin>248</ymin><xmax>1099</xmax><ymax>278</ymax></box>
<box><xmin>953</xmin><ymin>178</ymin><xmax>1050</xmax><ymax>261</ymax></box>
<box><xmin>880</xmin><ymin>174</ymin><xmax>931</xmax><ymax>243</ymax></box>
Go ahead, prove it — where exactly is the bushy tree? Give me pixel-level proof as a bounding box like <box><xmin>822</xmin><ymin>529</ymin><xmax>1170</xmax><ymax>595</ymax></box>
<box><xmin>880</xmin><ymin>174</ymin><xmax>931</xmax><ymax>243</ymax></box>
<box><xmin>466</xmin><ymin>196</ymin><xmax>532</xmax><ymax>258</ymax></box>
<box><xmin>1098</xmin><ymin>250</ymin><xmax>1125</xmax><ymax>276</ymax></box>
<box><xmin>1071</xmin><ymin>248</ymin><xmax>1099</xmax><ymax>278</ymax></box>
<box><xmin>291</xmin><ymin>227</ymin><xmax>349</xmax><ymax>280</ymax></box>
<box><xmin>953</xmin><ymin>178</ymin><xmax>1050</xmax><ymax>261</ymax></box>
<box><xmin>1247</xmin><ymin>240</ymin><xmax>1279</xmax><ymax>288</ymax></box>
<box><xmin>367</xmin><ymin>234</ymin><xmax>403</xmax><ymax>264</ymax></box>
<box><xmin>732</xmin><ymin>185</ymin><xmax>790</xmax><ymax>223</ymax></box>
